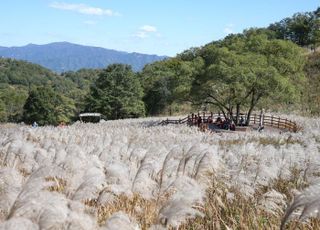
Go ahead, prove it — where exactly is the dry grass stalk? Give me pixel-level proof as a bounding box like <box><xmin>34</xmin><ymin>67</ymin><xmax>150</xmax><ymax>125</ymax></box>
<box><xmin>85</xmin><ymin>193</ymin><xmax>159</xmax><ymax>229</ymax></box>
<box><xmin>18</xmin><ymin>168</ymin><xmax>31</xmax><ymax>177</ymax></box>
<box><xmin>45</xmin><ymin>176</ymin><xmax>67</xmax><ymax>193</ymax></box>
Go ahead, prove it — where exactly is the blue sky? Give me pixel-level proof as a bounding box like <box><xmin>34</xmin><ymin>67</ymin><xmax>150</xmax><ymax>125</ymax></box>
<box><xmin>0</xmin><ymin>0</ymin><xmax>318</xmax><ymax>56</ymax></box>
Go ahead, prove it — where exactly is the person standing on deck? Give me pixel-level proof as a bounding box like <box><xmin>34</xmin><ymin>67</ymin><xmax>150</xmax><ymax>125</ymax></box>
<box><xmin>197</xmin><ymin>116</ymin><xmax>202</xmax><ymax>127</ymax></box>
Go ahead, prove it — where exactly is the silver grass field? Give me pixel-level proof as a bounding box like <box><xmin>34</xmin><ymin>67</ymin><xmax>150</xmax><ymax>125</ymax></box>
<box><xmin>0</xmin><ymin>116</ymin><xmax>320</xmax><ymax>229</ymax></box>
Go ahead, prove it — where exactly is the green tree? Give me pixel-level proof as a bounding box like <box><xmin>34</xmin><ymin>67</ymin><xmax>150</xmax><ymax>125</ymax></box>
<box><xmin>86</xmin><ymin>64</ymin><xmax>145</xmax><ymax>119</ymax></box>
<box><xmin>310</xmin><ymin>16</ymin><xmax>320</xmax><ymax>50</ymax></box>
<box><xmin>143</xmin><ymin>76</ymin><xmax>171</xmax><ymax>115</ymax></box>
<box><xmin>23</xmin><ymin>86</ymin><xmax>75</xmax><ymax>125</ymax></box>
<box><xmin>286</xmin><ymin>13</ymin><xmax>313</xmax><ymax>46</ymax></box>
<box><xmin>141</xmin><ymin>58</ymin><xmax>201</xmax><ymax>115</ymax></box>
<box><xmin>62</xmin><ymin>69</ymin><xmax>101</xmax><ymax>91</ymax></box>
<box><xmin>61</xmin><ymin>69</ymin><xmax>101</xmax><ymax>115</ymax></box>
<box><xmin>268</xmin><ymin>8</ymin><xmax>320</xmax><ymax>48</ymax></box>
<box><xmin>191</xmin><ymin>31</ymin><xmax>305</xmax><ymax>124</ymax></box>
<box><xmin>0</xmin><ymin>87</ymin><xmax>28</xmax><ymax>122</ymax></box>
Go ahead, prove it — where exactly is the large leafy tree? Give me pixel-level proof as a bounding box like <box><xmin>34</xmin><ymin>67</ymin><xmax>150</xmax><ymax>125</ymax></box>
<box><xmin>23</xmin><ymin>86</ymin><xmax>75</xmax><ymax>126</ymax></box>
<box><xmin>191</xmin><ymin>31</ymin><xmax>305</xmax><ymax>124</ymax></box>
<box><xmin>287</xmin><ymin>13</ymin><xmax>314</xmax><ymax>46</ymax></box>
<box><xmin>141</xmin><ymin>58</ymin><xmax>202</xmax><ymax>115</ymax></box>
<box><xmin>86</xmin><ymin>64</ymin><xmax>145</xmax><ymax>119</ymax></box>
<box><xmin>0</xmin><ymin>87</ymin><xmax>28</xmax><ymax>122</ymax></box>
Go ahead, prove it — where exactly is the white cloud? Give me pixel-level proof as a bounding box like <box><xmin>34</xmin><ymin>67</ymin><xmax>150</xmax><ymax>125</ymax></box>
<box><xmin>134</xmin><ymin>25</ymin><xmax>158</xmax><ymax>39</ymax></box>
<box><xmin>224</xmin><ymin>23</ymin><xmax>235</xmax><ymax>34</ymax></box>
<box><xmin>49</xmin><ymin>2</ymin><xmax>120</xmax><ymax>16</ymax></box>
<box><xmin>140</xmin><ymin>25</ymin><xmax>157</xmax><ymax>33</ymax></box>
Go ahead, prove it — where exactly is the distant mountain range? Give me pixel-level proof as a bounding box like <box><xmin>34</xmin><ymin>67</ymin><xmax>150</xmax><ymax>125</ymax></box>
<box><xmin>0</xmin><ymin>42</ymin><xmax>167</xmax><ymax>73</ymax></box>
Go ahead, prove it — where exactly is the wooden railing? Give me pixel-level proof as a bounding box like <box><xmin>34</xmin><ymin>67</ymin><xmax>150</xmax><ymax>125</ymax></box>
<box><xmin>248</xmin><ymin>114</ymin><xmax>298</xmax><ymax>132</ymax></box>
<box><xmin>158</xmin><ymin>116</ymin><xmax>189</xmax><ymax>125</ymax></box>
<box><xmin>159</xmin><ymin>112</ymin><xmax>298</xmax><ymax>132</ymax></box>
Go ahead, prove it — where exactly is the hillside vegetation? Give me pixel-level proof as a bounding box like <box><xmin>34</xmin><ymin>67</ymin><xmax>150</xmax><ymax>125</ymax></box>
<box><xmin>0</xmin><ymin>59</ymin><xmax>103</xmax><ymax>124</ymax></box>
<box><xmin>304</xmin><ymin>51</ymin><xmax>320</xmax><ymax>115</ymax></box>
<box><xmin>0</xmin><ymin>8</ymin><xmax>319</xmax><ymax>125</ymax></box>
<box><xmin>0</xmin><ymin>58</ymin><xmax>72</xmax><ymax>122</ymax></box>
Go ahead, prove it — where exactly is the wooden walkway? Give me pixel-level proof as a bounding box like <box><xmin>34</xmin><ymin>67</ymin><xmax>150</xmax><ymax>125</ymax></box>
<box><xmin>159</xmin><ymin>112</ymin><xmax>298</xmax><ymax>132</ymax></box>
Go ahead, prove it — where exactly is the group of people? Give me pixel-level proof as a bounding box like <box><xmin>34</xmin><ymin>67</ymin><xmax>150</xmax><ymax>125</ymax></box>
<box><xmin>190</xmin><ymin>114</ymin><xmax>247</xmax><ymax>131</ymax></box>
<box><xmin>210</xmin><ymin>116</ymin><xmax>236</xmax><ymax>131</ymax></box>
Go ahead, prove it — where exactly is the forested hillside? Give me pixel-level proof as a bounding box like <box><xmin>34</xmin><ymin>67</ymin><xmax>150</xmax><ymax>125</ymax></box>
<box><xmin>0</xmin><ymin>58</ymin><xmax>71</xmax><ymax>122</ymax></box>
<box><xmin>140</xmin><ymin>7</ymin><xmax>320</xmax><ymax>117</ymax></box>
<box><xmin>0</xmin><ymin>59</ymin><xmax>100</xmax><ymax>124</ymax></box>
<box><xmin>0</xmin><ymin>7</ymin><xmax>319</xmax><ymax>125</ymax></box>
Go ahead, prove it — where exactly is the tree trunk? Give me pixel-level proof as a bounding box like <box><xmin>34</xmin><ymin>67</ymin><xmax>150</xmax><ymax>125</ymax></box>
<box><xmin>246</xmin><ymin>107</ymin><xmax>254</xmax><ymax>126</ymax></box>
<box><xmin>246</xmin><ymin>90</ymin><xmax>256</xmax><ymax>126</ymax></box>
<box><xmin>218</xmin><ymin>105</ymin><xmax>227</xmax><ymax>120</ymax></box>
<box><xmin>245</xmin><ymin>90</ymin><xmax>262</xmax><ymax>126</ymax></box>
<box><xmin>236</xmin><ymin>103</ymin><xmax>240</xmax><ymax>125</ymax></box>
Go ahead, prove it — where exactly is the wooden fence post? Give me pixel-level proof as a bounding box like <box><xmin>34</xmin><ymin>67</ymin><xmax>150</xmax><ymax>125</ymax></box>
<box><xmin>285</xmin><ymin>118</ymin><xmax>287</xmax><ymax>129</ymax></box>
<box><xmin>259</xmin><ymin>109</ymin><xmax>264</xmax><ymax>127</ymax></box>
<box><xmin>278</xmin><ymin>117</ymin><xmax>280</xmax><ymax>128</ymax></box>
<box><xmin>271</xmin><ymin>115</ymin><xmax>273</xmax><ymax>127</ymax></box>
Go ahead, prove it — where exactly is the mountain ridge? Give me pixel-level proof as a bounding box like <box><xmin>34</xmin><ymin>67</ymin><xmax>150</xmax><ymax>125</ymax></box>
<box><xmin>0</xmin><ymin>42</ymin><xmax>167</xmax><ymax>73</ymax></box>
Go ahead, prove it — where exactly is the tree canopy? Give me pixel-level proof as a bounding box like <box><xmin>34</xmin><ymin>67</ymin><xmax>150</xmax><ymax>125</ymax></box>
<box><xmin>23</xmin><ymin>86</ymin><xmax>75</xmax><ymax>126</ymax></box>
<box><xmin>86</xmin><ymin>64</ymin><xmax>145</xmax><ymax>119</ymax></box>
<box><xmin>268</xmin><ymin>7</ymin><xmax>320</xmax><ymax>49</ymax></box>
<box><xmin>190</xmin><ymin>31</ymin><xmax>305</xmax><ymax>124</ymax></box>
<box><xmin>0</xmin><ymin>86</ymin><xmax>28</xmax><ymax>122</ymax></box>
<box><xmin>140</xmin><ymin>58</ymin><xmax>201</xmax><ymax>115</ymax></box>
